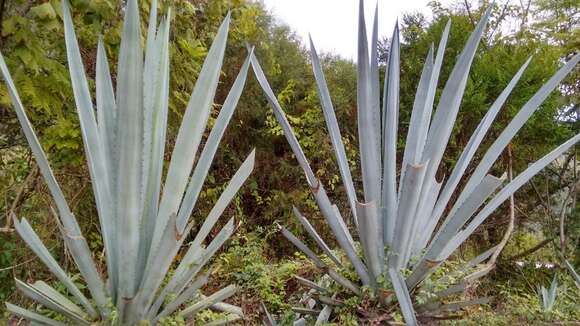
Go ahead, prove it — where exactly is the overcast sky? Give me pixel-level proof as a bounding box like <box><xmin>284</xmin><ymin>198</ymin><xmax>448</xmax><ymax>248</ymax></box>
<box><xmin>261</xmin><ymin>0</ymin><xmax>455</xmax><ymax>60</ymax></box>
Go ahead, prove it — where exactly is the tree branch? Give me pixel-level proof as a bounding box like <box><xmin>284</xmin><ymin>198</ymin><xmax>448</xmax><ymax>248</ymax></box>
<box><xmin>559</xmin><ymin>177</ymin><xmax>579</xmax><ymax>257</ymax></box>
<box><xmin>1</xmin><ymin>164</ymin><xmax>39</xmax><ymax>232</ymax></box>
<box><xmin>490</xmin><ymin>0</ymin><xmax>512</xmax><ymax>40</ymax></box>
<box><xmin>0</xmin><ymin>0</ymin><xmax>6</xmax><ymax>47</ymax></box>
<box><xmin>489</xmin><ymin>144</ymin><xmax>516</xmax><ymax>265</ymax></box>
<box><xmin>463</xmin><ymin>0</ymin><xmax>476</xmax><ymax>27</ymax></box>
<box><xmin>508</xmin><ymin>238</ymin><xmax>555</xmax><ymax>261</ymax></box>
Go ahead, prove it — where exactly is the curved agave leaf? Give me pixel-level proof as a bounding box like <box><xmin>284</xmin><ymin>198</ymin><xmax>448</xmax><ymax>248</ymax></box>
<box><xmin>0</xmin><ymin>49</ymin><xmax>108</xmax><ymax>315</ymax></box>
<box><xmin>293</xmin><ymin>206</ymin><xmax>342</xmax><ymax>267</ymax></box>
<box><xmin>12</xmin><ymin>217</ymin><xmax>96</xmax><ymax>317</ymax></box>
<box><xmin>447</xmin><ymin>52</ymin><xmax>580</xmax><ymax>223</ymax></box>
<box><xmin>5</xmin><ymin>303</ymin><xmax>67</xmax><ymax>326</ymax></box>
<box><xmin>408</xmin><ymin>134</ymin><xmax>580</xmax><ymax>288</ymax></box>
<box><xmin>428</xmin><ymin>57</ymin><xmax>533</xmax><ymax>239</ymax></box>
<box><xmin>180</xmin><ymin>285</ymin><xmax>238</xmax><ymax>318</ymax></box>
<box><xmin>15</xmin><ymin>279</ymin><xmax>90</xmax><ymax>325</ymax></box>
<box><xmin>154</xmin><ymin>270</ymin><xmax>212</xmax><ymax>322</ymax></box>
<box><xmin>174</xmin><ymin>149</ymin><xmax>255</xmax><ymax>282</ymax></box>
<box><xmin>176</xmin><ymin>49</ymin><xmax>253</xmax><ymax>232</ymax></box>
<box><xmin>153</xmin><ymin>12</ymin><xmax>231</xmax><ymax>255</ymax></box>
<box><xmin>309</xmin><ymin>37</ymin><xmax>358</xmax><ymax>225</ymax></box>
<box><xmin>251</xmin><ymin>53</ymin><xmax>371</xmax><ymax>286</ymax></box>
<box><xmin>446</xmin><ymin>135</ymin><xmax>580</xmax><ymax>257</ymax></box>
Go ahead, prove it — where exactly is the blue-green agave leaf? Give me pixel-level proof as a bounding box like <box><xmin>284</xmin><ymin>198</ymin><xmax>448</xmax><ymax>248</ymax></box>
<box><xmin>389</xmin><ymin>269</ymin><xmax>418</xmax><ymax>326</ymax></box>
<box><xmin>5</xmin><ymin>303</ymin><xmax>66</xmax><ymax>326</ymax></box>
<box><xmin>357</xmin><ymin>0</ymin><xmax>381</xmax><ymax>206</ymax></box>
<box><xmin>176</xmin><ymin>50</ymin><xmax>253</xmax><ymax>232</ymax></box>
<box><xmin>382</xmin><ymin>22</ymin><xmax>401</xmax><ymax>246</ymax></box>
<box><xmin>309</xmin><ymin>37</ymin><xmax>358</xmax><ymax>225</ymax></box>
<box><xmin>154</xmin><ymin>13</ymin><xmax>231</xmax><ymax>252</ymax></box>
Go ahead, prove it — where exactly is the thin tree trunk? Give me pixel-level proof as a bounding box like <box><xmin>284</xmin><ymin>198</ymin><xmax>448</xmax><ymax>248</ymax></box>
<box><xmin>0</xmin><ymin>0</ymin><xmax>6</xmax><ymax>47</ymax></box>
<box><xmin>1</xmin><ymin>164</ymin><xmax>39</xmax><ymax>232</ymax></box>
<box><xmin>559</xmin><ymin>178</ymin><xmax>579</xmax><ymax>257</ymax></box>
<box><xmin>489</xmin><ymin>144</ymin><xmax>515</xmax><ymax>265</ymax></box>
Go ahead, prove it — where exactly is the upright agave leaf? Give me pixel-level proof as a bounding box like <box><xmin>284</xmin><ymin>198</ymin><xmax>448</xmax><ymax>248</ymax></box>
<box><xmin>539</xmin><ymin>276</ymin><xmax>558</xmax><ymax>312</ymax></box>
<box><xmin>251</xmin><ymin>0</ymin><xmax>580</xmax><ymax>322</ymax></box>
<box><xmin>1</xmin><ymin>1</ymin><xmax>254</xmax><ymax>324</ymax></box>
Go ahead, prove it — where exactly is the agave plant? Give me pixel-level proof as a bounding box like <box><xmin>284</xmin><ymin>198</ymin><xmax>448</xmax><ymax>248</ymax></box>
<box><xmin>1</xmin><ymin>0</ymin><xmax>254</xmax><ymax>324</ymax></box>
<box><xmin>539</xmin><ymin>275</ymin><xmax>559</xmax><ymax>312</ymax></box>
<box><xmin>251</xmin><ymin>0</ymin><xmax>580</xmax><ymax>324</ymax></box>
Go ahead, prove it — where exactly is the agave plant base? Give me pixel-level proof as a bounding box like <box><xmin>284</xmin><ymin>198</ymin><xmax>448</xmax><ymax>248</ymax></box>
<box><xmin>269</xmin><ymin>232</ymin><xmax>496</xmax><ymax>324</ymax></box>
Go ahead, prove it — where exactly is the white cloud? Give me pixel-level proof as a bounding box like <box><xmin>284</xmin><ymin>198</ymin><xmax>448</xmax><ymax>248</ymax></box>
<box><xmin>261</xmin><ymin>0</ymin><xmax>454</xmax><ymax>60</ymax></box>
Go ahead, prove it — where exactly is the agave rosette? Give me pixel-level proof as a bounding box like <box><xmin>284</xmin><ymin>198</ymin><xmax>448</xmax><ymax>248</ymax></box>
<box><xmin>0</xmin><ymin>0</ymin><xmax>254</xmax><ymax>324</ymax></box>
<box><xmin>538</xmin><ymin>275</ymin><xmax>558</xmax><ymax>312</ymax></box>
<box><xmin>251</xmin><ymin>0</ymin><xmax>580</xmax><ymax>324</ymax></box>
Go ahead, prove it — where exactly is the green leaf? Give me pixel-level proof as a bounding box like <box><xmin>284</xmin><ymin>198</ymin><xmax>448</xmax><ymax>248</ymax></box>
<box><xmin>30</xmin><ymin>3</ymin><xmax>57</xmax><ymax>20</ymax></box>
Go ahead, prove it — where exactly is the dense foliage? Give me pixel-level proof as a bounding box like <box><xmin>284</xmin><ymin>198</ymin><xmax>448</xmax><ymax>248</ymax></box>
<box><xmin>0</xmin><ymin>0</ymin><xmax>578</xmax><ymax>324</ymax></box>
